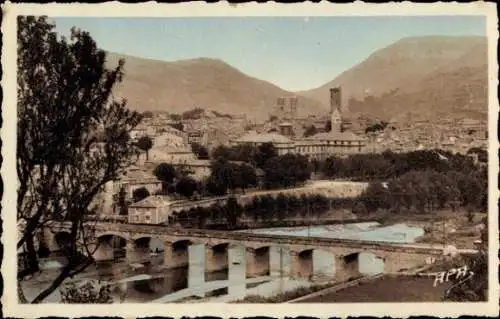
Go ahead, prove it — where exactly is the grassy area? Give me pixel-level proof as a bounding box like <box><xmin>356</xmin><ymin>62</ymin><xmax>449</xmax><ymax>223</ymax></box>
<box><xmin>232</xmin><ymin>282</ymin><xmax>336</xmax><ymax>303</ymax></box>
<box><xmin>296</xmin><ymin>275</ymin><xmax>452</xmax><ymax>302</ymax></box>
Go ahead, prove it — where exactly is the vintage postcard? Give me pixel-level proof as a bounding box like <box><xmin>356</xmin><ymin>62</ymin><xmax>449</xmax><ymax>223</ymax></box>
<box><xmin>1</xmin><ymin>1</ymin><xmax>498</xmax><ymax>318</ymax></box>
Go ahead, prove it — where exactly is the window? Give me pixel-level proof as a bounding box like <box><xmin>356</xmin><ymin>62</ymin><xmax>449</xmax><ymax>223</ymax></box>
<box><xmin>145</xmin><ymin>215</ymin><xmax>151</xmax><ymax>222</ymax></box>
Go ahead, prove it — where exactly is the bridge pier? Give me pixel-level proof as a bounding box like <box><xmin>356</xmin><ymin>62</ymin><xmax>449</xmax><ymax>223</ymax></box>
<box><xmin>269</xmin><ymin>246</ymin><xmax>291</xmax><ymax>277</ymax></box>
<box><xmin>290</xmin><ymin>250</ymin><xmax>314</xmax><ymax>279</ymax></box>
<box><xmin>126</xmin><ymin>239</ymin><xmax>150</xmax><ymax>264</ymax></box>
<box><xmin>188</xmin><ymin>244</ymin><xmax>205</xmax><ymax>297</ymax></box>
<box><xmin>246</xmin><ymin>247</ymin><xmax>270</xmax><ymax>277</ymax></box>
<box><xmin>382</xmin><ymin>251</ymin><xmax>429</xmax><ymax>274</ymax></box>
<box><xmin>205</xmin><ymin>244</ymin><xmax>229</xmax><ymax>273</ymax></box>
<box><xmin>164</xmin><ymin>241</ymin><xmax>189</xmax><ymax>269</ymax></box>
<box><xmin>93</xmin><ymin>240</ymin><xmax>114</xmax><ymax>261</ymax></box>
<box><xmin>335</xmin><ymin>253</ymin><xmax>361</xmax><ymax>282</ymax></box>
<box><xmin>228</xmin><ymin>245</ymin><xmax>246</xmax><ymax>299</ymax></box>
<box><xmin>312</xmin><ymin>250</ymin><xmax>335</xmax><ymax>281</ymax></box>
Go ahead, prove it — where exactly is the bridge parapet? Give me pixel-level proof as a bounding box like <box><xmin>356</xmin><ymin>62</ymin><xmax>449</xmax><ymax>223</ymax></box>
<box><xmin>90</xmin><ymin>222</ymin><xmax>444</xmax><ymax>255</ymax></box>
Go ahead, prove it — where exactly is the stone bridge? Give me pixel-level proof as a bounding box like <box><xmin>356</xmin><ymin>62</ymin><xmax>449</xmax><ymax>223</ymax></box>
<box><xmin>44</xmin><ymin>221</ymin><xmax>443</xmax><ymax>292</ymax></box>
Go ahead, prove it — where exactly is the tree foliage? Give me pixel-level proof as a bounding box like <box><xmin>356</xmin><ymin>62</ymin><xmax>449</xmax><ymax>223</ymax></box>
<box><xmin>136</xmin><ymin>135</ymin><xmax>153</xmax><ymax>160</ymax></box>
<box><xmin>167</xmin><ymin>121</ymin><xmax>184</xmax><ymax>131</ymax></box>
<box><xmin>325</xmin><ymin>120</ymin><xmax>332</xmax><ymax>132</ymax></box>
<box><xmin>132</xmin><ymin>187</ymin><xmax>150</xmax><ymax>203</ymax></box>
<box><xmin>17</xmin><ymin>16</ymin><xmax>141</xmax><ymax>303</ymax></box>
<box><xmin>169</xmin><ymin>193</ymin><xmax>350</xmax><ymax>229</ymax></box>
<box><xmin>254</xmin><ymin>142</ymin><xmax>278</xmax><ymax>168</ymax></box>
<box><xmin>175</xmin><ymin>176</ymin><xmax>198</xmax><ymax>198</ymax></box>
<box><xmin>208</xmin><ymin>158</ymin><xmax>258</xmax><ymax>195</ymax></box>
<box><xmin>263</xmin><ymin>154</ymin><xmax>311</xmax><ymax>189</ymax></box>
<box><xmin>60</xmin><ymin>281</ymin><xmax>113</xmax><ymax>303</ymax></box>
<box><xmin>444</xmin><ymin>218</ymin><xmax>488</xmax><ymax>301</ymax></box>
<box><xmin>153</xmin><ymin>163</ymin><xmax>177</xmax><ymax>186</ymax></box>
<box><xmin>116</xmin><ymin>187</ymin><xmax>128</xmax><ymax>215</ymax></box>
<box><xmin>303</xmin><ymin>125</ymin><xmax>318</xmax><ymax>137</ymax></box>
<box><xmin>191</xmin><ymin>142</ymin><xmax>209</xmax><ymax>160</ymax></box>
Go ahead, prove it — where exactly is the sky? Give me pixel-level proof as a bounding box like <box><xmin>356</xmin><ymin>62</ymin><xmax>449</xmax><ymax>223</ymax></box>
<box><xmin>52</xmin><ymin>16</ymin><xmax>486</xmax><ymax>91</ymax></box>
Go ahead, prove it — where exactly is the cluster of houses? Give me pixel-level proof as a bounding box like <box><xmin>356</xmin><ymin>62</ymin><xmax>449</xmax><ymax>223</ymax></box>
<box><xmin>94</xmin><ymin>86</ymin><xmax>486</xmax><ymax>226</ymax></box>
<box><xmin>230</xmin><ymin>87</ymin><xmax>367</xmax><ymax>160</ymax></box>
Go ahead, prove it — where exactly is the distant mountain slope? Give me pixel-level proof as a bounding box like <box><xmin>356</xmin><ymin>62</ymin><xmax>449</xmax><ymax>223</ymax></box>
<box><xmin>106</xmin><ymin>53</ymin><xmax>327</xmax><ymax>121</ymax></box>
<box><xmin>299</xmin><ymin>36</ymin><xmax>488</xmax><ymax>120</ymax></box>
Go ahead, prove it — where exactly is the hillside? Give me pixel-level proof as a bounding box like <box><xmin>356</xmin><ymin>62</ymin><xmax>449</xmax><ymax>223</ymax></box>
<box><xmin>299</xmin><ymin>36</ymin><xmax>488</xmax><ymax>121</ymax></box>
<box><xmin>106</xmin><ymin>53</ymin><xmax>327</xmax><ymax>121</ymax></box>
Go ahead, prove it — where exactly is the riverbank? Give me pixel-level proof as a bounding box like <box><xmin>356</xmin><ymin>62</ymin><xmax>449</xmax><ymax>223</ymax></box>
<box><xmin>295</xmin><ymin>274</ymin><xmax>452</xmax><ymax>302</ymax></box>
<box><xmin>367</xmin><ymin>209</ymin><xmax>486</xmax><ymax>249</ymax></box>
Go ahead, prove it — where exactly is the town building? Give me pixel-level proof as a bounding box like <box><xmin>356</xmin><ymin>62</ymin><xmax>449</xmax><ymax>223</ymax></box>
<box><xmin>186</xmin><ymin>130</ymin><xmax>205</xmax><ymax>145</ymax></box>
<box><xmin>230</xmin><ymin>131</ymin><xmax>296</xmax><ymax>156</ymax></box>
<box><xmin>230</xmin><ymin>86</ymin><xmax>366</xmax><ymax>159</ymax></box>
<box><xmin>273</xmin><ymin>96</ymin><xmax>298</xmax><ymax>120</ymax></box>
<box><xmin>128</xmin><ymin>195</ymin><xmax>172</xmax><ymax>224</ymax></box>
<box><xmin>128</xmin><ymin>195</ymin><xmax>230</xmax><ymax>224</ymax></box>
<box><xmin>114</xmin><ymin>168</ymin><xmax>162</xmax><ymax>200</ymax></box>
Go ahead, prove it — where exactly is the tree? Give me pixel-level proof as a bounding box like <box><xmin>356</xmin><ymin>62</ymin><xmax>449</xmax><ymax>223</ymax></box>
<box><xmin>167</xmin><ymin>121</ymin><xmax>184</xmax><ymax>131</ymax></box>
<box><xmin>17</xmin><ymin>16</ymin><xmax>142</xmax><ymax>303</ymax></box>
<box><xmin>352</xmin><ymin>202</ymin><xmax>368</xmax><ymax>215</ymax></box>
<box><xmin>209</xmin><ymin>158</ymin><xmax>234</xmax><ymax>194</ymax></box>
<box><xmin>238</xmin><ymin>164</ymin><xmax>258</xmax><ymax>193</ymax></box>
<box><xmin>136</xmin><ymin>135</ymin><xmax>153</xmax><ymax>160</ymax></box>
<box><xmin>303</xmin><ymin>125</ymin><xmax>318</xmax><ymax>137</ymax></box>
<box><xmin>212</xmin><ymin>145</ymin><xmax>232</xmax><ymax>160</ymax></box>
<box><xmin>176</xmin><ymin>176</ymin><xmax>198</xmax><ymax>198</ymax></box>
<box><xmin>117</xmin><ymin>187</ymin><xmax>128</xmax><ymax>215</ymax></box>
<box><xmin>153</xmin><ymin>163</ymin><xmax>177</xmax><ymax>190</ymax></box>
<box><xmin>325</xmin><ymin>120</ymin><xmax>332</xmax><ymax>132</ymax></box>
<box><xmin>191</xmin><ymin>142</ymin><xmax>209</xmax><ymax>160</ymax></box>
<box><xmin>132</xmin><ymin>187</ymin><xmax>150</xmax><ymax>203</ymax></box>
<box><xmin>444</xmin><ymin>218</ymin><xmax>487</xmax><ymax>301</ymax></box>
<box><xmin>263</xmin><ymin>154</ymin><xmax>311</xmax><ymax>189</ymax></box>
<box><xmin>254</xmin><ymin>142</ymin><xmax>278</xmax><ymax>168</ymax></box>
<box><xmin>225</xmin><ymin>196</ymin><xmax>242</xmax><ymax>229</ymax></box>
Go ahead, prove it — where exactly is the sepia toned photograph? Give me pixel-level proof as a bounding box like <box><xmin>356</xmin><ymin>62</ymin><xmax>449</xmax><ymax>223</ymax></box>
<box><xmin>1</xmin><ymin>2</ymin><xmax>498</xmax><ymax>318</ymax></box>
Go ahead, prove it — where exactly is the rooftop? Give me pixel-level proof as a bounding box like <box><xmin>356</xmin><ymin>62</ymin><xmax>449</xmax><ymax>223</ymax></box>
<box><xmin>121</xmin><ymin>168</ymin><xmax>158</xmax><ymax>182</ymax></box>
<box><xmin>129</xmin><ymin>195</ymin><xmax>174</xmax><ymax>208</ymax></box>
<box><xmin>234</xmin><ymin>132</ymin><xmax>293</xmax><ymax>144</ymax></box>
<box><xmin>302</xmin><ymin>131</ymin><xmax>365</xmax><ymax>142</ymax></box>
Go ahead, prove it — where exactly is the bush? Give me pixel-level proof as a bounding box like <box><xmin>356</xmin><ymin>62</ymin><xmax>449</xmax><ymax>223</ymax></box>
<box><xmin>132</xmin><ymin>187</ymin><xmax>150</xmax><ymax>203</ymax></box>
<box><xmin>60</xmin><ymin>281</ymin><xmax>113</xmax><ymax>303</ymax></box>
<box><xmin>352</xmin><ymin>202</ymin><xmax>368</xmax><ymax>215</ymax></box>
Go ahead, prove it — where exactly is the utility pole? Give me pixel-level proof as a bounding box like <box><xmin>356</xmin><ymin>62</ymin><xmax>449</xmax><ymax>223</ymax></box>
<box><xmin>279</xmin><ymin>247</ymin><xmax>284</xmax><ymax>295</ymax></box>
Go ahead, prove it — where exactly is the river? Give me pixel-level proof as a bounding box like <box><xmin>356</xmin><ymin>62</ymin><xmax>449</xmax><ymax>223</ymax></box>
<box><xmin>22</xmin><ymin>222</ymin><xmax>424</xmax><ymax>303</ymax></box>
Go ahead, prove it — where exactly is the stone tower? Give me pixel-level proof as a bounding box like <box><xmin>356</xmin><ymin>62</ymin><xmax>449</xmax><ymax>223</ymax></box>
<box><xmin>275</xmin><ymin>96</ymin><xmax>298</xmax><ymax>120</ymax></box>
<box><xmin>330</xmin><ymin>87</ymin><xmax>342</xmax><ymax>132</ymax></box>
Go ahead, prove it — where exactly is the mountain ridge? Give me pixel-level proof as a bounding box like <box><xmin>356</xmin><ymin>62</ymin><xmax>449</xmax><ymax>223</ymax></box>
<box><xmin>106</xmin><ymin>53</ymin><xmax>328</xmax><ymax>121</ymax></box>
<box><xmin>298</xmin><ymin>35</ymin><xmax>487</xmax><ymax>120</ymax></box>
<box><xmin>106</xmin><ymin>35</ymin><xmax>488</xmax><ymax>122</ymax></box>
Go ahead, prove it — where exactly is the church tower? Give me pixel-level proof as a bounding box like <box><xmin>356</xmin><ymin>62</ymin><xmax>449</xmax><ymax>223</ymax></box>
<box><xmin>330</xmin><ymin>87</ymin><xmax>342</xmax><ymax>132</ymax></box>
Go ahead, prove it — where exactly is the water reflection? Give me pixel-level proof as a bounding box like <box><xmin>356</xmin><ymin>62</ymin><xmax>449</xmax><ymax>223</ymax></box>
<box><xmin>93</xmin><ymin>261</ymin><xmax>229</xmax><ymax>302</ymax></box>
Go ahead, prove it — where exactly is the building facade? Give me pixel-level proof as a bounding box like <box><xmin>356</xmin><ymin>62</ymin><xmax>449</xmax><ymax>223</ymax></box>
<box><xmin>230</xmin><ymin>86</ymin><xmax>366</xmax><ymax>160</ymax></box>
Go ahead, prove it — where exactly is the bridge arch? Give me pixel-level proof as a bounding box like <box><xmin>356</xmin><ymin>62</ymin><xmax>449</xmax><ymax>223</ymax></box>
<box><xmin>246</xmin><ymin>245</ymin><xmax>271</xmax><ymax>277</ymax></box>
<box><xmin>205</xmin><ymin>242</ymin><xmax>230</xmax><ymax>274</ymax></box>
<box><xmin>96</xmin><ymin>232</ymin><xmax>130</xmax><ymax>243</ymax></box>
